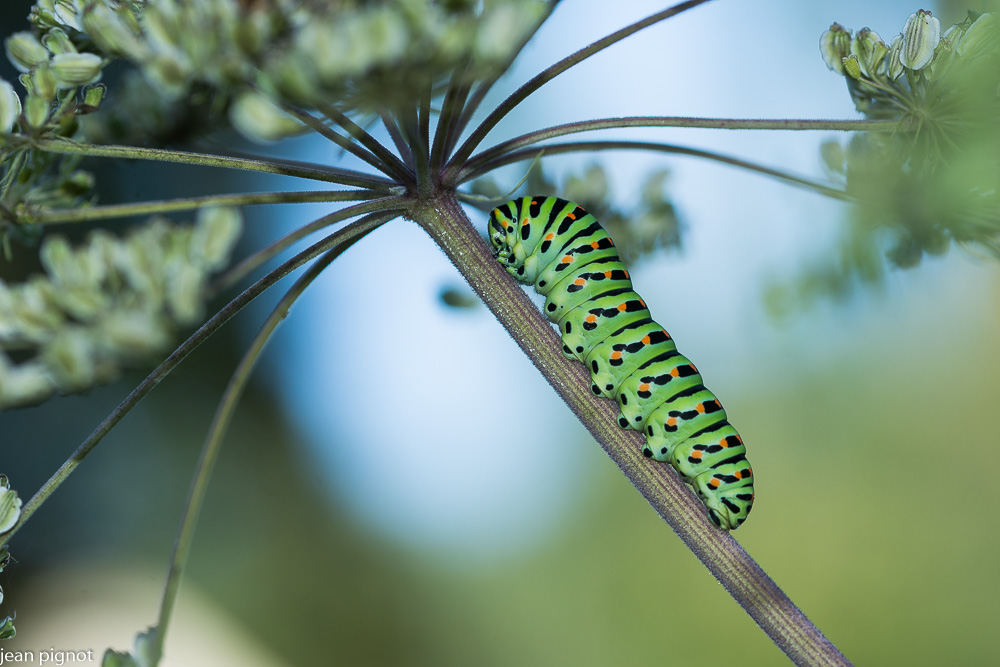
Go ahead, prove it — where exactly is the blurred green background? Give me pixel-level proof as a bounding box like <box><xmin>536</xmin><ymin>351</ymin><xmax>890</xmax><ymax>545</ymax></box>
<box><xmin>2</xmin><ymin>1</ymin><xmax>1000</xmax><ymax>665</ymax></box>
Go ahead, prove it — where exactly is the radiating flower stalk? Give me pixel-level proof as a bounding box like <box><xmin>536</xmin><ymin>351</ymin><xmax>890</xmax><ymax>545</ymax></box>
<box><xmin>3</xmin><ymin>1</ymin><xmax>984</xmax><ymax>665</ymax></box>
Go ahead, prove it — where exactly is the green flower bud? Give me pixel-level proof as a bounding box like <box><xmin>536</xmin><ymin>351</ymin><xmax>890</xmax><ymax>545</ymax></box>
<box><xmin>851</xmin><ymin>28</ymin><xmax>888</xmax><ymax>77</ymax></box>
<box><xmin>886</xmin><ymin>35</ymin><xmax>904</xmax><ymax>79</ymax></box>
<box><xmin>49</xmin><ymin>52</ymin><xmax>103</xmax><ymax>88</ymax></box>
<box><xmin>82</xmin><ymin>83</ymin><xmax>106</xmax><ymax>109</ymax></box>
<box><xmin>841</xmin><ymin>53</ymin><xmax>863</xmax><ymax>80</ymax></box>
<box><xmin>956</xmin><ymin>12</ymin><xmax>996</xmax><ymax>58</ymax></box>
<box><xmin>41</xmin><ymin>27</ymin><xmax>76</xmax><ymax>56</ymax></box>
<box><xmin>229</xmin><ymin>90</ymin><xmax>302</xmax><ymax>142</ymax></box>
<box><xmin>28</xmin><ymin>62</ymin><xmax>57</xmax><ymax>101</ymax></box>
<box><xmin>0</xmin><ymin>79</ymin><xmax>20</xmax><ymax>135</ymax></box>
<box><xmin>24</xmin><ymin>92</ymin><xmax>50</xmax><ymax>128</ymax></box>
<box><xmin>900</xmin><ymin>10</ymin><xmax>940</xmax><ymax>70</ymax></box>
<box><xmin>4</xmin><ymin>31</ymin><xmax>50</xmax><ymax>72</ymax></box>
<box><xmin>820</xmin><ymin>23</ymin><xmax>852</xmax><ymax>74</ymax></box>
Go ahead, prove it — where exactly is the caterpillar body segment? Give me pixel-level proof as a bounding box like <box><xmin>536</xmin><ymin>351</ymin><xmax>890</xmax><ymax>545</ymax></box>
<box><xmin>488</xmin><ymin>196</ymin><xmax>754</xmax><ymax>530</ymax></box>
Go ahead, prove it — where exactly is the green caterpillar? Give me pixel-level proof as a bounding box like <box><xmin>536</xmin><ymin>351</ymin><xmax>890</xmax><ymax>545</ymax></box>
<box><xmin>488</xmin><ymin>196</ymin><xmax>754</xmax><ymax>530</ymax></box>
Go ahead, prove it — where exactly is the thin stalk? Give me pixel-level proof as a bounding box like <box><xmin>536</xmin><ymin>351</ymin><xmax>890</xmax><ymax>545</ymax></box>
<box><xmin>208</xmin><ymin>197</ymin><xmax>403</xmax><ymax>294</ymax></box>
<box><xmin>22</xmin><ymin>189</ymin><xmax>378</xmax><ymax>225</ymax></box>
<box><xmin>2</xmin><ymin>211</ymin><xmax>400</xmax><ymax>545</ymax></box>
<box><xmin>445</xmin><ymin>0</ymin><xmax>714</xmax><ymax>178</ymax></box>
<box><xmin>430</xmin><ymin>68</ymin><xmax>472</xmax><ymax>178</ymax></box>
<box><xmin>279</xmin><ymin>104</ymin><xmax>403</xmax><ymax>182</ymax></box>
<box><xmin>400</xmin><ymin>104</ymin><xmax>431</xmax><ymax>196</ymax></box>
<box><xmin>316</xmin><ymin>102</ymin><xmax>414</xmax><ymax>185</ymax></box>
<box><xmin>380</xmin><ymin>111</ymin><xmax>414</xmax><ymax>169</ymax></box>
<box><xmin>31</xmin><ymin>138</ymin><xmax>398</xmax><ymax>190</ymax></box>
<box><xmin>457</xmin><ymin>117</ymin><xmax>907</xmax><ymax>184</ymax></box>
<box><xmin>460</xmin><ymin>140</ymin><xmax>850</xmax><ymax>202</ymax></box>
<box><xmin>411</xmin><ymin>193</ymin><xmax>852</xmax><ymax>667</ymax></box>
<box><xmin>148</xmin><ymin>212</ymin><xmax>392</xmax><ymax>666</ymax></box>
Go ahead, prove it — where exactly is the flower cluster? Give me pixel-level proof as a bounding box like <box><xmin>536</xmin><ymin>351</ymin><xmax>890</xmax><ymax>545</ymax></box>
<box><xmin>5</xmin><ymin>0</ymin><xmax>545</xmax><ymax>144</ymax></box>
<box><xmin>819</xmin><ymin>10</ymin><xmax>1000</xmax><ymax>268</ymax></box>
<box><xmin>0</xmin><ymin>207</ymin><xmax>242</xmax><ymax>409</ymax></box>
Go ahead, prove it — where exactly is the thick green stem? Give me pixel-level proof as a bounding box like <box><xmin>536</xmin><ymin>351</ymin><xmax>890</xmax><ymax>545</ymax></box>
<box><xmin>410</xmin><ymin>192</ymin><xmax>852</xmax><ymax>667</ymax></box>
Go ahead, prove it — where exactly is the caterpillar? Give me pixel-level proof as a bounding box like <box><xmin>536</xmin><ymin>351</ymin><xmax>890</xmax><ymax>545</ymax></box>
<box><xmin>488</xmin><ymin>196</ymin><xmax>754</xmax><ymax>530</ymax></box>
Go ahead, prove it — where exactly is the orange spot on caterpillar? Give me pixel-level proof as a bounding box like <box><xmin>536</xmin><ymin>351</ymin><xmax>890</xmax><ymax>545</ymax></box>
<box><xmin>604</xmin><ymin>271</ymin><xmax>613</xmax><ymax>278</ymax></box>
<box><xmin>641</xmin><ymin>335</ymin><xmax>651</xmax><ymax>344</ymax></box>
<box><xmin>567</xmin><ymin>212</ymin><xmax>577</xmax><ymax>220</ymax></box>
<box><xmin>690</xmin><ymin>451</ymin><xmax>703</xmax><ymax>460</ymax></box>
<box><xmin>719</xmin><ymin>438</ymin><xmax>729</xmax><ymax>447</ymax></box>
<box><xmin>545</xmin><ymin>233</ymin><xmax>554</xmax><ymax>240</ymax></box>
<box><xmin>617</xmin><ymin>303</ymin><xmax>628</xmax><ymax>311</ymax></box>
<box><xmin>561</xmin><ymin>256</ymin><xmax>573</xmax><ymax>263</ymax></box>
<box><xmin>709</xmin><ymin>478</ymin><xmax>721</xmax><ymax>488</ymax></box>
<box><xmin>574</xmin><ymin>278</ymin><xmax>586</xmax><ymax>286</ymax></box>
<box><xmin>610</xmin><ymin>351</ymin><xmax>622</xmax><ymax>359</ymax></box>
<box><xmin>666</xmin><ymin>417</ymin><xmax>678</xmax><ymax>427</ymax></box>
<box><xmin>585</xmin><ymin>314</ymin><xmax>598</xmax><ymax>323</ymax></box>
<box><xmin>590</xmin><ymin>241</ymin><xmax>600</xmax><ymax>249</ymax></box>
<box><xmin>639</xmin><ymin>299</ymin><xmax>646</xmax><ymax>307</ymax></box>
<box><xmin>639</xmin><ymin>383</ymin><xmax>650</xmax><ymax>392</ymax></box>
<box><xmin>696</xmin><ymin>403</ymin><xmax>706</xmax><ymax>413</ymax></box>
<box><xmin>670</xmin><ymin>368</ymin><xmax>680</xmax><ymax>377</ymax></box>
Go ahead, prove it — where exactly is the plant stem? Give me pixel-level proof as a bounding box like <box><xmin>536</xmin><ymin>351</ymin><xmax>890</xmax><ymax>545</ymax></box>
<box><xmin>22</xmin><ymin>189</ymin><xmax>379</xmax><ymax>225</ymax></box>
<box><xmin>149</xmin><ymin>211</ymin><xmax>393</xmax><ymax>666</ymax></box>
<box><xmin>460</xmin><ymin>140</ymin><xmax>849</xmax><ymax>201</ymax></box>
<box><xmin>29</xmin><ymin>138</ymin><xmax>398</xmax><ymax>190</ymax></box>
<box><xmin>456</xmin><ymin>116</ymin><xmax>905</xmax><ymax>184</ymax></box>
<box><xmin>411</xmin><ymin>192</ymin><xmax>852</xmax><ymax>667</ymax></box>
<box><xmin>2</xmin><ymin>209</ymin><xmax>402</xmax><ymax>545</ymax></box>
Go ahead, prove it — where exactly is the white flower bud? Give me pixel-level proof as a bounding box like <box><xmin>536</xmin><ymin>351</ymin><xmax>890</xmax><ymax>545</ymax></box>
<box><xmin>851</xmin><ymin>28</ymin><xmax>888</xmax><ymax>77</ymax></box>
<box><xmin>53</xmin><ymin>0</ymin><xmax>84</xmax><ymax>32</ymax></box>
<box><xmin>229</xmin><ymin>90</ymin><xmax>302</xmax><ymax>142</ymax></box>
<box><xmin>41</xmin><ymin>327</ymin><xmax>97</xmax><ymax>391</ymax></box>
<box><xmin>0</xmin><ymin>354</ymin><xmax>54</xmax><ymax>410</ymax></box>
<box><xmin>81</xmin><ymin>3</ymin><xmax>146</xmax><ymax>58</ymax></box>
<box><xmin>820</xmin><ymin>23</ymin><xmax>852</xmax><ymax>74</ymax></box>
<box><xmin>4</xmin><ymin>32</ymin><xmax>50</xmax><ymax>72</ymax></box>
<box><xmin>887</xmin><ymin>35</ymin><xmax>904</xmax><ymax>79</ymax></box>
<box><xmin>166</xmin><ymin>261</ymin><xmax>204</xmax><ymax>324</ymax></box>
<box><xmin>900</xmin><ymin>10</ymin><xmax>941</xmax><ymax>70</ymax></box>
<box><xmin>49</xmin><ymin>52</ymin><xmax>103</xmax><ymax>88</ymax></box>
<box><xmin>193</xmin><ymin>206</ymin><xmax>243</xmax><ymax>270</ymax></box>
<box><xmin>0</xmin><ymin>79</ymin><xmax>20</xmax><ymax>134</ymax></box>
<box><xmin>0</xmin><ymin>476</ymin><xmax>22</xmax><ymax>533</ymax></box>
